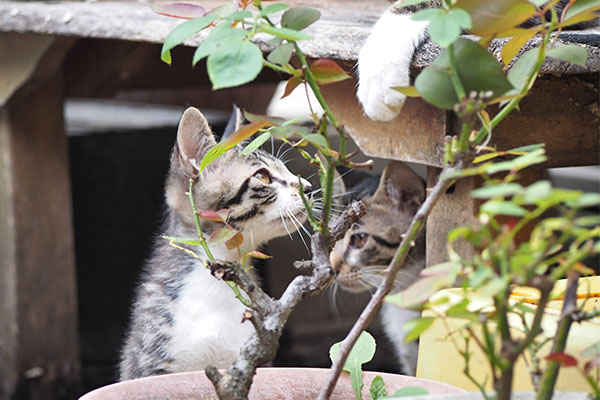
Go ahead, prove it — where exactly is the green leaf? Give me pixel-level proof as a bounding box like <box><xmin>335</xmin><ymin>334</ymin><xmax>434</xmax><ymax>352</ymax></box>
<box><xmin>206</xmin><ymin>2</ymin><xmax>238</xmax><ymax>18</ymax></box>
<box><xmin>481</xmin><ymin>200</ymin><xmax>527</xmax><ymax>216</ymax></box>
<box><xmin>507</xmin><ymin>47</ymin><xmax>539</xmax><ymax>91</ymax></box>
<box><xmin>470</xmin><ymin>183</ymin><xmax>523</xmax><ymax>199</ymax></box>
<box><xmin>415</xmin><ymin>39</ymin><xmax>513</xmax><ymax>109</ymax></box>
<box><xmin>382</xmin><ymin>386</ymin><xmax>429</xmax><ymax>398</ymax></box>
<box><xmin>575</xmin><ymin>216</ymin><xmax>600</xmax><ymax>227</ymax></box>
<box><xmin>224</xmin><ymin>10</ymin><xmax>253</xmax><ymax>21</ymax></box>
<box><xmin>469</xmin><ymin>267</ymin><xmax>494</xmax><ymax>287</ymax></box>
<box><xmin>564</xmin><ymin>0</ymin><xmax>600</xmax><ymax>23</ymax></box>
<box><xmin>329</xmin><ymin>331</ymin><xmax>377</xmax><ymax>400</ymax></box>
<box><xmin>479</xmin><ymin>277</ymin><xmax>508</xmax><ymax>296</ymax></box>
<box><xmin>200</xmin><ymin>120</ymin><xmax>273</xmax><ymax>171</ymax></box>
<box><xmin>414</xmin><ymin>65</ymin><xmax>457</xmax><ymax>109</ymax></box>
<box><xmin>207</xmin><ymin>40</ymin><xmax>264</xmax><ymax>89</ymax></box>
<box><xmin>269</xmin><ymin>124</ymin><xmax>308</xmax><ymax>139</ymax></box>
<box><xmin>392</xmin><ymin>86</ymin><xmax>421</xmax><ymax>97</ymax></box>
<box><xmin>414</xmin><ymin>8</ymin><xmax>471</xmax><ymax>48</ymax></box>
<box><xmin>241</xmin><ymin>132</ymin><xmax>271</xmax><ymax>155</ymax></box>
<box><xmin>310</xmin><ymin>58</ymin><xmax>350</xmax><ymax>84</ymax></box>
<box><xmin>161</xmin><ymin>15</ymin><xmax>217</xmax><ymax>64</ymax></box>
<box><xmin>446</xmin><ymin>298</ymin><xmax>477</xmax><ymax>320</ymax></box>
<box><xmin>394</xmin><ymin>0</ymin><xmax>432</xmax><ymax>8</ymax></box>
<box><xmin>547</xmin><ymin>45</ymin><xmax>588</xmax><ymax>67</ymax></box>
<box><xmin>259</xmin><ymin>3</ymin><xmax>289</xmax><ymax>17</ymax></box>
<box><xmin>507</xmin><ymin>143</ymin><xmax>545</xmax><ymax>153</ymax></box>
<box><xmin>570</xmin><ymin>193</ymin><xmax>600</xmax><ymax>208</ymax></box>
<box><xmin>281</xmin><ymin>6</ymin><xmax>321</xmax><ymax>31</ymax></box>
<box><xmin>387</xmin><ymin>273</ymin><xmax>455</xmax><ymax>308</ymax></box>
<box><xmin>369</xmin><ymin>375</ymin><xmax>387</xmax><ymax>400</ymax></box>
<box><xmin>582</xmin><ymin>341</ymin><xmax>600</xmax><ymax>358</ymax></box>
<box><xmin>193</xmin><ymin>23</ymin><xmax>247</xmax><ymax>65</ymax></box>
<box><xmin>162</xmin><ymin>235</ymin><xmax>204</xmax><ymax>246</ymax></box>
<box><xmin>259</xmin><ymin>24</ymin><xmax>313</xmax><ymax>41</ymax></box>
<box><xmin>267</xmin><ymin>42</ymin><xmax>295</xmax><ymax>65</ymax></box>
<box><xmin>522</xmin><ymin>180</ymin><xmax>552</xmax><ymax>204</ymax></box>
<box><xmin>428</xmin><ymin>9</ymin><xmax>463</xmax><ymax>48</ymax></box>
<box><xmin>454</xmin><ymin>0</ymin><xmax>536</xmax><ymax>36</ymax></box>
<box><xmin>301</xmin><ymin>133</ymin><xmax>328</xmax><ymax>148</ymax></box>
<box><xmin>403</xmin><ymin>317</ymin><xmax>435</xmax><ymax>342</ymax></box>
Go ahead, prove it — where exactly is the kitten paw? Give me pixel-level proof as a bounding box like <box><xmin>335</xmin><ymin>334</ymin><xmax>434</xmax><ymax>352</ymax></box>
<box><xmin>357</xmin><ymin>12</ymin><xmax>428</xmax><ymax>121</ymax></box>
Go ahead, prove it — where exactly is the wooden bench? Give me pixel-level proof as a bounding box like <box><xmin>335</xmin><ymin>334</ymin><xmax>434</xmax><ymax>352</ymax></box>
<box><xmin>0</xmin><ymin>1</ymin><xmax>598</xmax><ymax>398</ymax></box>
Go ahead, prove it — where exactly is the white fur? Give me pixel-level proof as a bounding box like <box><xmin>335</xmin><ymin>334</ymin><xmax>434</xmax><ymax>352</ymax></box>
<box><xmin>357</xmin><ymin>11</ymin><xmax>429</xmax><ymax>121</ymax></box>
<box><xmin>381</xmin><ymin>302</ymin><xmax>420</xmax><ymax>376</ymax></box>
<box><xmin>169</xmin><ymin>247</ymin><xmax>254</xmax><ymax>371</ymax></box>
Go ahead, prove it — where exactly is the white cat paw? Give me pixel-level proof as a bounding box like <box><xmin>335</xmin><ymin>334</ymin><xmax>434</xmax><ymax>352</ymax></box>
<box><xmin>357</xmin><ymin>12</ymin><xmax>428</xmax><ymax>121</ymax></box>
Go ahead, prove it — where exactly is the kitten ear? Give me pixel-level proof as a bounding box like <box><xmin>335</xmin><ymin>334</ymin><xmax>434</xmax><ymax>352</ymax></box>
<box><xmin>373</xmin><ymin>161</ymin><xmax>425</xmax><ymax>212</ymax></box>
<box><xmin>176</xmin><ymin>107</ymin><xmax>217</xmax><ymax>175</ymax></box>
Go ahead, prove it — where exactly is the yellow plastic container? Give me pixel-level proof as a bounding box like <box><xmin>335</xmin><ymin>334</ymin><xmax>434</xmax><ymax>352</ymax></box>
<box><xmin>416</xmin><ymin>276</ymin><xmax>600</xmax><ymax>392</ymax></box>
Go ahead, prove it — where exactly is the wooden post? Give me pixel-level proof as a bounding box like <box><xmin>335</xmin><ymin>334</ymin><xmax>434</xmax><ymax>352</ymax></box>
<box><xmin>0</xmin><ymin>33</ymin><xmax>79</xmax><ymax>399</ymax></box>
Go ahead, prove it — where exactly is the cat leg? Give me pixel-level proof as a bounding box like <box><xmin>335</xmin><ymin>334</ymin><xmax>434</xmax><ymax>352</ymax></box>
<box><xmin>357</xmin><ymin>11</ymin><xmax>428</xmax><ymax>121</ymax></box>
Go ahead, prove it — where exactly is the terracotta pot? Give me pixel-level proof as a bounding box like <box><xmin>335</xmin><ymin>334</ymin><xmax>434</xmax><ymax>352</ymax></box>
<box><xmin>79</xmin><ymin>367</ymin><xmax>465</xmax><ymax>399</ymax></box>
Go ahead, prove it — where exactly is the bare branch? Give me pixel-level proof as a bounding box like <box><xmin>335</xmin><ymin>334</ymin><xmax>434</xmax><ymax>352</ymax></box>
<box><xmin>205</xmin><ymin>200</ymin><xmax>366</xmax><ymax>399</ymax></box>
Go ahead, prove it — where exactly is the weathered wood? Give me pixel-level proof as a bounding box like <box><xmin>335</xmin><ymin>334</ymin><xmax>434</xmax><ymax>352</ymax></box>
<box><xmin>0</xmin><ymin>34</ymin><xmax>79</xmax><ymax>400</ymax></box>
<box><xmin>323</xmin><ymin>74</ymin><xmax>599</xmax><ymax>168</ymax></box>
<box><xmin>321</xmin><ymin>78</ymin><xmax>447</xmax><ymax>166</ymax></box>
<box><xmin>0</xmin><ymin>1</ymin><xmax>597</xmax><ymax>73</ymax></box>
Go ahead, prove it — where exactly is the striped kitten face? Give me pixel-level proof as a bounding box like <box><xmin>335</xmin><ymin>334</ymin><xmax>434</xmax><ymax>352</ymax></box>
<box><xmin>330</xmin><ymin>162</ymin><xmax>425</xmax><ymax>293</ymax></box>
<box><xmin>166</xmin><ymin>107</ymin><xmax>311</xmax><ymax>249</ymax></box>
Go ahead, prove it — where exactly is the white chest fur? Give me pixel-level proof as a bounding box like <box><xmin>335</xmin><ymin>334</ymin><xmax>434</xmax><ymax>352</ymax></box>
<box><xmin>168</xmin><ymin>257</ymin><xmax>254</xmax><ymax>372</ymax></box>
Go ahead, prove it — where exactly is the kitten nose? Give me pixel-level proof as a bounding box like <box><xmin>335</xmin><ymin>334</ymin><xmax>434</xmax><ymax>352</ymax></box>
<box><xmin>303</xmin><ymin>183</ymin><xmax>313</xmax><ymax>195</ymax></box>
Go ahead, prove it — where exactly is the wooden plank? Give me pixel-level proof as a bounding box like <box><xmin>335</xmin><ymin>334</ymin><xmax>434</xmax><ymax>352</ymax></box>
<box><xmin>0</xmin><ymin>34</ymin><xmax>79</xmax><ymax>400</ymax></box>
<box><xmin>321</xmin><ymin>77</ymin><xmax>448</xmax><ymax>166</ymax></box>
<box><xmin>322</xmin><ymin>73</ymin><xmax>599</xmax><ymax>168</ymax></box>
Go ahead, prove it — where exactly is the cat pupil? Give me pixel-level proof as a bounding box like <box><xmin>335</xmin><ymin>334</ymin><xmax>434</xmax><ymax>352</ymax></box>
<box><xmin>253</xmin><ymin>169</ymin><xmax>271</xmax><ymax>184</ymax></box>
<box><xmin>350</xmin><ymin>233</ymin><xmax>368</xmax><ymax>249</ymax></box>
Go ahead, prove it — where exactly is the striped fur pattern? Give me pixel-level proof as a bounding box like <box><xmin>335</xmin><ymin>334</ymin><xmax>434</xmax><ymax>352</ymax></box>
<box><xmin>330</xmin><ymin>161</ymin><xmax>426</xmax><ymax>375</ymax></box>
<box><xmin>119</xmin><ymin>107</ymin><xmax>311</xmax><ymax>380</ymax></box>
<box><xmin>359</xmin><ymin>0</ymin><xmax>597</xmax><ymax>121</ymax></box>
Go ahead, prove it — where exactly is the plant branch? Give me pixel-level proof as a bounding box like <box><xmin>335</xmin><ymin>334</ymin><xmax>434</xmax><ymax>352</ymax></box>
<box><xmin>536</xmin><ymin>271</ymin><xmax>580</xmax><ymax>400</ymax></box>
<box><xmin>206</xmin><ymin>201</ymin><xmax>366</xmax><ymax>400</ymax></box>
<box><xmin>293</xmin><ymin>43</ymin><xmax>349</xmax><ymax>159</ymax></box>
<box><xmin>319</xmin><ymin>159</ymin><xmax>466</xmax><ymax>400</ymax></box>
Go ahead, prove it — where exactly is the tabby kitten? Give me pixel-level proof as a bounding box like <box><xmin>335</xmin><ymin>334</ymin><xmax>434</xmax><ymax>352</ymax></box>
<box><xmin>330</xmin><ymin>161</ymin><xmax>426</xmax><ymax>375</ymax></box>
<box><xmin>358</xmin><ymin>0</ymin><xmax>598</xmax><ymax>121</ymax></box>
<box><xmin>119</xmin><ymin>107</ymin><xmax>311</xmax><ymax>380</ymax></box>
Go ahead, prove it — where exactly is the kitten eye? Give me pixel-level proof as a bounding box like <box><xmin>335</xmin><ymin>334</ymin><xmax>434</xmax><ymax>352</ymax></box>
<box><xmin>253</xmin><ymin>169</ymin><xmax>272</xmax><ymax>184</ymax></box>
<box><xmin>349</xmin><ymin>233</ymin><xmax>369</xmax><ymax>249</ymax></box>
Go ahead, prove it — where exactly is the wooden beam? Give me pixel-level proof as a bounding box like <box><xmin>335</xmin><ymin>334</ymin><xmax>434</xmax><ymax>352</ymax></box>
<box><xmin>0</xmin><ymin>33</ymin><xmax>79</xmax><ymax>400</ymax></box>
<box><xmin>322</xmin><ymin>74</ymin><xmax>599</xmax><ymax>168</ymax></box>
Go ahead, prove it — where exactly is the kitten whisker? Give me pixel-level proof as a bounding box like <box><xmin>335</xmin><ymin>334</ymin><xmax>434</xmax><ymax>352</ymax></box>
<box><xmin>279</xmin><ymin>209</ymin><xmax>293</xmax><ymax>240</ymax></box>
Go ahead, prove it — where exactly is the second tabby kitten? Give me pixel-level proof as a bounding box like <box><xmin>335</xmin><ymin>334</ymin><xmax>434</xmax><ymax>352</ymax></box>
<box><xmin>119</xmin><ymin>107</ymin><xmax>311</xmax><ymax>380</ymax></box>
<box><xmin>330</xmin><ymin>161</ymin><xmax>426</xmax><ymax>375</ymax></box>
